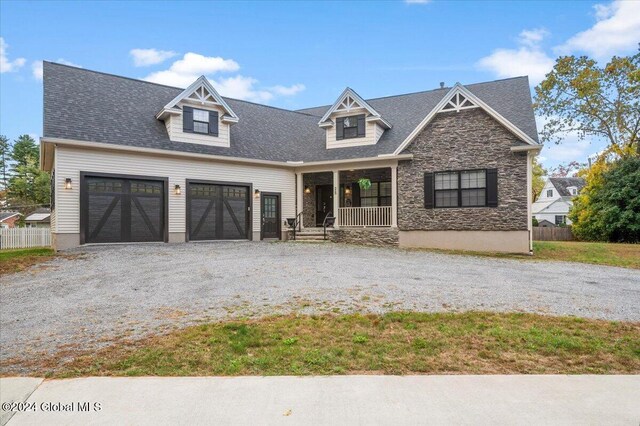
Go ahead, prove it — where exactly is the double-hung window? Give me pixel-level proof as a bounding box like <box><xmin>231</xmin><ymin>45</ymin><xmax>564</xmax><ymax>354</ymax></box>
<box><xmin>426</xmin><ymin>169</ymin><xmax>497</xmax><ymax>208</ymax></box>
<box><xmin>193</xmin><ymin>109</ymin><xmax>210</xmax><ymax>134</ymax></box>
<box><xmin>359</xmin><ymin>181</ymin><xmax>392</xmax><ymax>207</ymax></box>
<box><xmin>343</xmin><ymin>116</ymin><xmax>359</xmax><ymax>139</ymax></box>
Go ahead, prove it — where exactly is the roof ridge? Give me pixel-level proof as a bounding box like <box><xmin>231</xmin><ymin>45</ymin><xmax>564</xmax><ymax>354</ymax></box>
<box><xmin>297</xmin><ymin>76</ymin><xmax>530</xmax><ymax>111</ymax></box>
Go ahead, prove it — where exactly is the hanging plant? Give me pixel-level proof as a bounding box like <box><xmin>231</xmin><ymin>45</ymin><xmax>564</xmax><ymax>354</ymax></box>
<box><xmin>357</xmin><ymin>178</ymin><xmax>372</xmax><ymax>190</ymax></box>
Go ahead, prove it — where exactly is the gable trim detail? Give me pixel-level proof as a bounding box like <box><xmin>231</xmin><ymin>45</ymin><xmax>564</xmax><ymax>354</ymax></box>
<box><xmin>161</xmin><ymin>76</ymin><xmax>239</xmax><ymax>121</ymax></box>
<box><xmin>392</xmin><ymin>83</ymin><xmax>539</xmax><ymax>155</ymax></box>
<box><xmin>318</xmin><ymin>87</ymin><xmax>387</xmax><ymax>127</ymax></box>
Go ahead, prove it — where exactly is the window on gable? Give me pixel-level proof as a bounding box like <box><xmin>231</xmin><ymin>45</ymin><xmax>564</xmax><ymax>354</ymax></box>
<box><xmin>343</xmin><ymin>116</ymin><xmax>359</xmax><ymax>139</ymax></box>
<box><xmin>547</xmin><ymin>189</ymin><xmax>553</xmax><ymax>197</ymax></box>
<box><xmin>193</xmin><ymin>108</ymin><xmax>210</xmax><ymax>134</ymax></box>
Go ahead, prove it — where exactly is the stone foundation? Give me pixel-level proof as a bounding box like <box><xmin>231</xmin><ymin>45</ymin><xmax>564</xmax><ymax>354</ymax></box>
<box><xmin>329</xmin><ymin>227</ymin><xmax>399</xmax><ymax>247</ymax></box>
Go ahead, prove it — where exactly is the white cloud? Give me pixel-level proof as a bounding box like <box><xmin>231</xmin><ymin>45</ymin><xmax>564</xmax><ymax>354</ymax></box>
<box><xmin>269</xmin><ymin>84</ymin><xmax>306</xmax><ymax>96</ymax></box>
<box><xmin>130</xmin><ymin>48</ymin><xmax>177</xmax><ymax>67</ymax></box>
<box><xmin>476</xmin><ymin>28</ymin><xmax>554</xmax><ymax>84</ymax></box>
<box><xmin>557</xmin><ymin>0</ymin><xmax>640</xmax><ymax>60</ymax></box>
<box><xmin>143</xmin><ymin>53</ymin><xmax>305</xmax><ymax>103</ymax></box>
<box><xmin>143</xmin><ymin>52</ymin><xmax>239</xmax><ymax>87</ymax></box>
<box><xmin>519</xmin><ymin>28</ymin><xmax>550</xmax><ymax>48</ymax></box>
<box><xmin>0</xmin><ymin>37</ymin><xmax>26</xmax><ymax>73</ymax></box>
<box><xmin>32</xmin><ymin>59</ymin><xmax>82</xmax><ymax>80</ymax></box>
<box><xmin>214</xmin><ymin>75</ymin><xmax>274</xmax><ymax>102</ymax></box>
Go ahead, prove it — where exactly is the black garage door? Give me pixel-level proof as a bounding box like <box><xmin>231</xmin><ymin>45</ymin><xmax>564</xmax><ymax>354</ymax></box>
<box><xmin>81</xmin><ymin>174</ymin><xmax>166</xmax><ymax>244</ymax></box>
<box><xmin>187</xmin><ymin>181</ymin><xmax>250</xmax><ymax>240</ymax></box>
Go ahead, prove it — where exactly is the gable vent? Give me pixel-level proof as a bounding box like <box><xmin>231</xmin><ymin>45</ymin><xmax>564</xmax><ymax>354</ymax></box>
<box><xmin>441</xmin><ymin>92</ymin><xmax>478</xmax><ymax>113</ymax></box>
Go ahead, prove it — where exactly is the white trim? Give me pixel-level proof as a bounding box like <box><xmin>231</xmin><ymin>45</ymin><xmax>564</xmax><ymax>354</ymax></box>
<box><xmin>332</xmin><ymin>170</ymin><xmax>340</xmax><ymax>227</ymax></box>
<box><xmin>365</xmin><ymin>115</ymin><xmax>392</xmax><ymax>129</ymax></box>
<box><xmin>391</xmin><ymin>164</ymin><xmax>398</xmax><ymax>227</ymax></box>
<box><xmin>293</xmin><ymin>154</ymin><xmax>412</xmax><ymax>169</ymax></box>
<box><xmin>318</xmin><ymin>87</ymin><xmax>385</xmax><ymax>126</ymax></box>
<box><xmin>511</xmin><ymin>144</ymin><xmax>542</xmax><ymax>152</ymax></box>
<box><xmin>392</xmin><ymin>83</ymin><xmax>539</xmax><ymax>155</ymax></box>
<box><xmin>161</xmin><ymin>76</ymin><xmax>239</xmax><ymax>121</ymax></box>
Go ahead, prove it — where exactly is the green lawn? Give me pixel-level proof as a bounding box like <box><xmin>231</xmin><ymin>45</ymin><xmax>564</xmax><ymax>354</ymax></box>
<box><xmin>532</xmin><ymin>241</ymin><xmax>640</xmax><ymax>269</ymax></box>
<box><xmin>34</xmin><ymin>312</ymin><xmax>639</xmax><ymax>378</ymax></box>
<box><xmin>415</xmin><ymin>241</ymin><xmax>640</xmax><ymax>269</ymax></box>
<box><xmin>0</xmin><ymin>247</ymin><xmax>55</xmax><ymax>275</ymax></box>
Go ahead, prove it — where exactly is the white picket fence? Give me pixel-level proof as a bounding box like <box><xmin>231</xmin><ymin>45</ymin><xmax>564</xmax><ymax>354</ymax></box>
<box><xmin>0</xmin><ymin>228</ymin><xmax>51</xmax><ymax>249</ymax></box>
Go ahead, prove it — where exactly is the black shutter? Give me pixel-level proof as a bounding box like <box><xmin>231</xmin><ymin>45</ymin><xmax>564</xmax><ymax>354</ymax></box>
<box><xmin>357</xmin><ymin>114</ymin><xmax>366</xmax><ymax>137</ymax></box>
<box><xmin>424</xmin><ymin>173</ymin><xmax>434</xmax><ymax>209</ymax></box>
<box><xmin>351</xmin><ymin>182</ymin><xmax>360</xmax><ymax>207</ymax></box>
<box><xmin>183</xmin><ymin>106</ymin><xmax>193</xmax><ymax>132</ymax></box>
<box><xmin>336</xmin><ymin>118</ymin><xmax>344</xmax><ymax>140</ymax></box>
<box><xmin>486</xmin><ymin>168</ymin><xmax>498</xmax><ymax>207</ymax></box>
<box><xmin>209</xmin><ymin>111</ymin><xmax>219</xmax><ymax>136</ymax></box>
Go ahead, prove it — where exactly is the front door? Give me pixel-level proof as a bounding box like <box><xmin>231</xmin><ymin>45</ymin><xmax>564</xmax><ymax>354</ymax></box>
<box><xmin>261</xmin><ymin>192</ymin><xmax>281</xmax><ymax>239</ymax></box>
<box><xmin>316</xmin><ymin>184</ymin><xmax>333</xmax><ymax>226</ymax></box>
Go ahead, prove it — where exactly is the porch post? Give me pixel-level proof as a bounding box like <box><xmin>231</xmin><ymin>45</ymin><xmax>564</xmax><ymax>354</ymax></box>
<box><xmin>332</xmin><ymin>169</ymin><xmax>340</xmax><ymax>227</ymax></box>
<box><xmin>391</xmin><ymin>165</ymin><xmax>398</xmax><ymax>227</ymax></box>
<box><xmin>296</xmin><ymin>172</ymin><xmax>304</xmax><ymax>230</ymax></box>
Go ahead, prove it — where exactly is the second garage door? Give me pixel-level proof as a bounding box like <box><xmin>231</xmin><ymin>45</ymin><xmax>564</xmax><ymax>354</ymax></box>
<box><xmin>187</xmin><ymin>181</ymin><xmax>250</xmax><ymax>241</ymax></box>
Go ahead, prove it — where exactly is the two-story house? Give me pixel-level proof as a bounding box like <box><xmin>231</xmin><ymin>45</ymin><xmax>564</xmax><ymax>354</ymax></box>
<box><xmin>532</xmin><ymin>177</ymin><xmax>586</xmax><ymax>226</ymax></box>
<box><xmin>40</xmin><ymin>62</ymin><xmax>541</xmax><ymax>253</ymax></box>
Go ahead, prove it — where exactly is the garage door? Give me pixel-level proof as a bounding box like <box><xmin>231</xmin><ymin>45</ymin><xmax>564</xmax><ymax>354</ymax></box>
<box><xmin>187</xmin><ymin>182</ymin><xmax>250</xmax><ymax>240</ymax></box>
<box><xmin>82</xmin><ymin>174</ymin><xmax>166</xmax><ymax>244</ymax></box>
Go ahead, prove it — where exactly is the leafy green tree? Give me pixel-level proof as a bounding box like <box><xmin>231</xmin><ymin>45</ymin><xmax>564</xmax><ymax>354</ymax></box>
<box><xmin>532</xmin><ymin>156</ymin><xmax>547</xmax><ymax>201</ymax></box>
<box><xmin>0</xmin><ymin>135</ymin><xmax>9</xmax><ymax>189</ymax></box>
<box><xmin>534</xmin><ymin>51</ymin><xmax>639</xmax><ymax>155</ymax></box>
<box><xmin>569</xmin><ymin>156</ymin><xmax>640</xmax><ymax>242</ymax></box>
<box><xmin>6</xmin><ymin>134</ymin><xmax>50</xmax><ymax>208</ymax></box>
<box><xmin>11</xmin><ymin>134</ymin><xmax>39</xmax><ymax>168</ymax></box>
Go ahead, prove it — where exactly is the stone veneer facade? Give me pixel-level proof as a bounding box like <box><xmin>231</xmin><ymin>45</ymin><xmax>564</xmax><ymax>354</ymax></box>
<box><xmin>329</xmin><ymin>228</ymin><xmax>399</xmax><ymax>247</ymax></box>
<box><xmin>397</xmin><ymin>108</ymin><xmax>529</xmax><ymax>232</ymax></box>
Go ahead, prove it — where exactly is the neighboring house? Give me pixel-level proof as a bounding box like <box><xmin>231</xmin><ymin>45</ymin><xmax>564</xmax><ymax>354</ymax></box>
<box><xmin>0</xmin><ymin>212</ymin><xmax>21</xmax><ymax>229</ymax></box>
<box><xmin>40</xmin><ymin>62</ymin><xmax>541</xmax><ymax>253</ymax></box>
<box><xmin>532</xmin><ymin>177</ymin><xmax>585</xmax><ymax>226</ymax></box>
<box><xmin>24</xmin><ymin>208</ymin><xmax>51</xmax><ymax>228</ymax></box>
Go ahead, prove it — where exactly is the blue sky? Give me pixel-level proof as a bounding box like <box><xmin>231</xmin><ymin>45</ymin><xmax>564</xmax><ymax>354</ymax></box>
<box><xmin>1</xmin><ymin>0</ymin><xmax>639</xmax><ymax>167</ymax></box>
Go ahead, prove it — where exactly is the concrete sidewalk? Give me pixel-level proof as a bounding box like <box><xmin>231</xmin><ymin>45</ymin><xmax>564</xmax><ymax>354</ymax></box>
<box><xmin>1</xmin><ymin>375</ymin><xmax>639</xmax><ymax>425</ymax></box>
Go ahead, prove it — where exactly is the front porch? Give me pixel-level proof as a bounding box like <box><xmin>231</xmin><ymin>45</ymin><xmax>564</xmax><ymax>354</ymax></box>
<box><xmin>295</xmin><ymin>166</ymin><xmax>397</xmax><ymax>229</ymax></box>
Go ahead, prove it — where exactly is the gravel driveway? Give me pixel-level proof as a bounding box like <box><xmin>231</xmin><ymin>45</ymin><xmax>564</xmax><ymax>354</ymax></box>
<box><xmin>1</xmin><ymin>242</ymin><xmax>639</xmax><ymax>370</ymax></box>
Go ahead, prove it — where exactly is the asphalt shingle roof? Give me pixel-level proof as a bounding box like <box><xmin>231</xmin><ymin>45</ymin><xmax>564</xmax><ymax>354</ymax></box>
<box><xmin>549</xmin><ymin>177</ymin><xmax>586</xmax><ymax>197</ymax></box>
<box><xmin>44</xmin><ymin>62</ymin><xmax>539</xmax><ymax>163</ymax></box>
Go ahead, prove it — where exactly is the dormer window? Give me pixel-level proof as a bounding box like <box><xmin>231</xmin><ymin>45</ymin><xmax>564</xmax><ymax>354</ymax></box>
<box><xmin>183</xmin><ymin>106</ymin><xmax>218</xmax><ymax>136</ymax></box>
<box><xmin>337</xmin><ymin>114</ymin><xmax>365</xmax><ymax>140</ymax></box>
<box><xmin>193</xmin><ymin>108</ymin><xmax>210</xmax><ymax>134</ymax></box>
<box><xmin>547</xmin><ymin>189</ymin><xmax>553</xmax><ymax>197</ymax></box>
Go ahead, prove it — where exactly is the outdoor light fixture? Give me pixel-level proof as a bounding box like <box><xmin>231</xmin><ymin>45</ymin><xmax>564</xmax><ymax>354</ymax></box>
<box><xmin>345</xmin><ymin>187</ymin><xmax>351</xmax><ymax>195</ymax></box>
<box><xmin>64</xmin><ymin>178</ymin><xmax>72</xmax><ymax>190</ymax></box>
<box><xmin>254</xmin><ymin>189</ymin><xmax>261</xmax><ymax>197</ymax></box>
<box><xmin>304</xmin><ymin>186</ymin><xmax>311</xmax><ymax>194</ymax></box>
<box><xmin>174</xmin><ymin>184</ymin><xmax>181</xmax><ymax>195</ymax></box>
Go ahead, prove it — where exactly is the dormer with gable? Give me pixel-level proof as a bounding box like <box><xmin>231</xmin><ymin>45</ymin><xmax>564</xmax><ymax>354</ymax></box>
<box><xmin>156</xmin><ymin>76</ymin><xmax>239</xmax><ymax>148</ymax></box>
<box><xmin>318</xmin><ymin>88</ymin><xmax>391</xmax><ymax>149</ymax></box>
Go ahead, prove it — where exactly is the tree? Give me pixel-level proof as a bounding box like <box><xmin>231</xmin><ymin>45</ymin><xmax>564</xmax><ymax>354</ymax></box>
<box><xmin>532</xmin><ymin>156</ymin><xmax>547</xmax><ymax>201</ymax></box>
<box><xmin>548</xmin><ymin>160</ymin><xmax>586</xmax><ymax>178</ymax></box>
<box><xmin>11</xmin><ymin>134</ymin><xmax>39</xmax><ymax>168</ymax></box>
<box><xmin>569</xmin><ymin>156</ymin><xmax>640</xmax><ymax>243</ymax></box>
<box><xmin>0</xmin><ymin>135</ymin><xmax>9</xmax><ymax>189</ymax></box>
<box><xmin>534</xmin><ymin>50</ymin><xmax>639</xmax><ymax>155</ymax></box>
<box><xmin>6</xmin><ymin>134</ymin><xmax>50</xmax><ymax>208</ymax></box>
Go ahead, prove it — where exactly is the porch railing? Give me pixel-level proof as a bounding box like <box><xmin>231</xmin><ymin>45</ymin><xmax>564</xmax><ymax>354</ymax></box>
<box><xmin>338</xmin><ymin>206</ymin><xmax>392</xmax><ymax>227</ymax></box>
